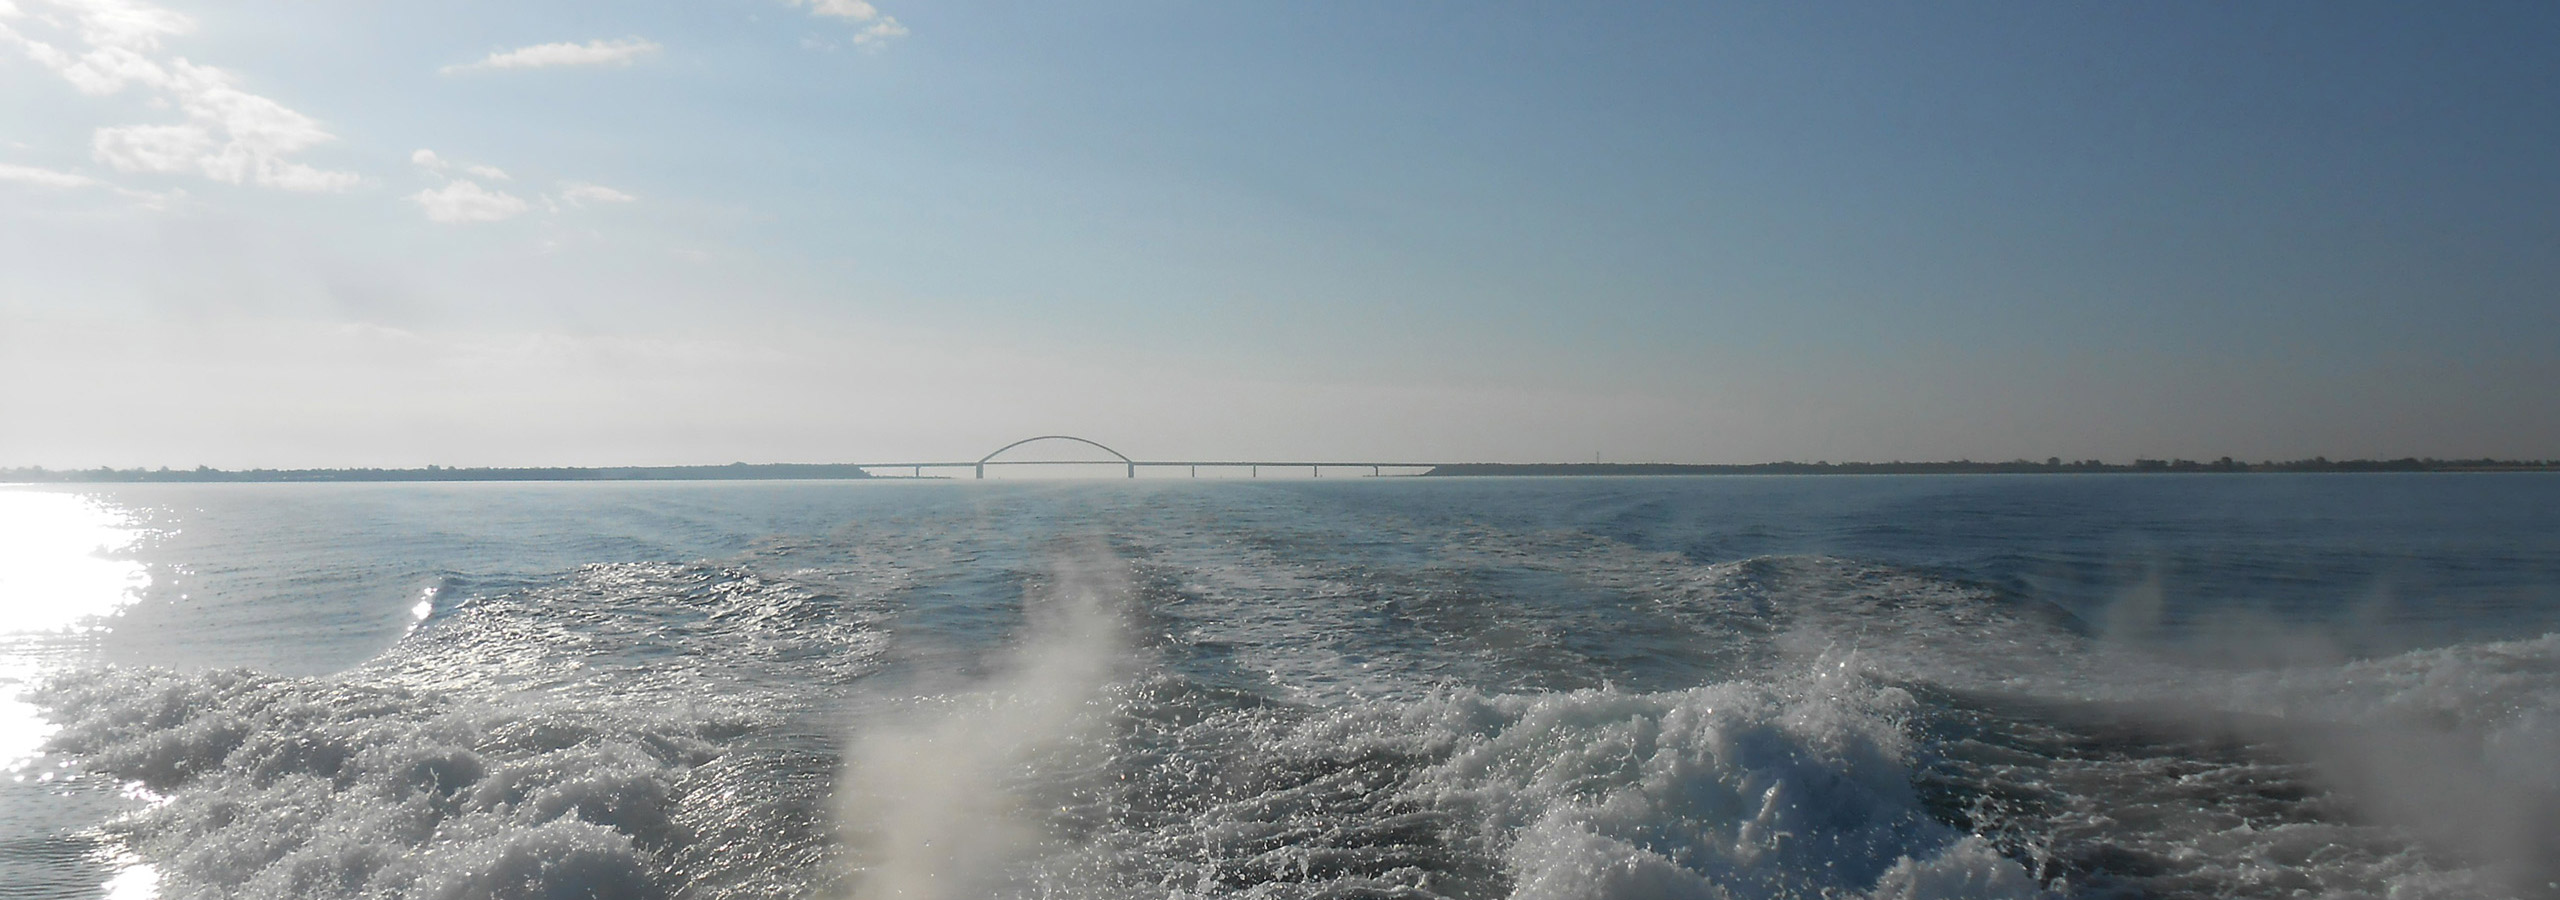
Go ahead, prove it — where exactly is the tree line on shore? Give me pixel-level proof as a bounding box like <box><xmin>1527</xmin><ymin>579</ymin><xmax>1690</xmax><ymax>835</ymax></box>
<box><xmin>1422</xmin><ymin>456</ymin><xmax>2559</xmax><ymax>476</ymax></box>
<box><xmin>0</xmin><ymin>462</ymin><xmax>879</xmax><ymax>483</ymax></box>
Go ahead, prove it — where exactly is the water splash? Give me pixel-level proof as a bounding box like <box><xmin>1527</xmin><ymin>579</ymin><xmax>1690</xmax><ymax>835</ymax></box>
<box><xmin>837</xmin><ymin>541</ymin><xmax>1131</xmax><ymax>900</ymax></box>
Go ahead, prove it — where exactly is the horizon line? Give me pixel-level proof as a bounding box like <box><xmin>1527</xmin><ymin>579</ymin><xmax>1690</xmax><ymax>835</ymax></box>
<box><xmin>5</xmin><ymin>455</ymin><xmax>2557</xmax><ymax>484</ymax></box>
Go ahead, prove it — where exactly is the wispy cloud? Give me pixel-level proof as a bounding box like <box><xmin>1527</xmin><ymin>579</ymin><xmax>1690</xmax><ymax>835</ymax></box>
<box><xmin>413</xmin><ymin>149</ymin><xmax>504</xmax><ymax>181</ymax></box>
<box><xmin>0</xmin><ymin>0</ymin><xmax>359</xmax><ymax>192</ymax></box>
<box><xmin>0</xmin><ymin>160</ymin><xmax>100</xmax><ymax>189</ymax></box>
<box><xmin>786</xmin><ymin>0</ymin><xmax>907</xmax><ymax>46</ymax></box>
<box><xmin>441</xmin><ymin>37</ymin><xmax>659</xmax><ymax>74</ymax></box>
<box><xmin>0</xmin><ymin>157</ymin><xmax>179</xmax><ymax>207</ymax></box>
<box><xmin>558</xmin><ymin>182</ymin><xmax>636</xmax><ymax>206</ymax></box>
<box><xmin>412</xmin><ymin>179</ymin><xmax>528</xmax><ymax>224</ymax></box>
<box><xmin>413</xmin><ymin>150</ymin><xmax>632</xmax><ymax>223</ymax></box>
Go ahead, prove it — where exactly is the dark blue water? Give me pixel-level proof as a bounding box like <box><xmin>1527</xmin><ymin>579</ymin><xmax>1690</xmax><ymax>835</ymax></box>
<box><xmin>1391</xmin><ymin>474</ymin><xmax>2560</xmax><ymax>652</ymax></box>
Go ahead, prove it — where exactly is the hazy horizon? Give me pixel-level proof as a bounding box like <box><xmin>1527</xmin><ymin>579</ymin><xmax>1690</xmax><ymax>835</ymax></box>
<box><xmin>8</xmin><ymin>451</ymin><xmax>2557</xmax><ymax>475</ymax></box>
<box><xmin>7</xmin><ymin>2</ymin><xmax>2557</xmax><ymax>469</ymax></box>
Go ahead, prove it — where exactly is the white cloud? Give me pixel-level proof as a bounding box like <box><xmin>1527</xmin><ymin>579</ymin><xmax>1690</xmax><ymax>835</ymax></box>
<box><xmin>0</xmin><ymin>0</ymin><xmax>359</xmax><ymax>192</ymax></box>
<box><xmin>415</xmin><ymin>152</ymin><xmax>624</xmax><ymax>220</ymax></box>
<box><xmin>786</xmin><ymin>0</ymin><xmax>906</xmax><ymax>46</ymax></box>
<box><xmin>0</xmin><ymin>161</ymin><xmax>100</xmax><ymax>189</ymax></box>
<box><xmin>416</xmin><ymin>149</ymin><xmax>505</xmax><ymax>180</ymax></box>
<box><xmin>441</xmin><ymin>37</ymin><xmax>659</xmax><ymax>74</ymax></box>
<box><xmin>92</xmin><ymin>121</ymin><xmax>208</xmax><ymax>172</ymax></box>
<box><xmin>559</xmin><ymin>182</ymin><xmax>636</xmax><ymax>206</ymax></box>
<box><xmin>412</xmin><ymin>180</ymin><xmax>528</xmax><ymax>224</ymax></box>
<box><xmin>793</xmin><ymin>0</ymin><xmax>877</xmax><ymax>20</ymax></box>
<box><xmin>853</xmin><ymin>17</ymin><xmax>908</xmax><ymax>46</ymax></box>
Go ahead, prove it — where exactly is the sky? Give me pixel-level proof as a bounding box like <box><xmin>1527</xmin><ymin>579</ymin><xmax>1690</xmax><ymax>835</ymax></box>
<box><xmin>3</xmin><ymin>0</ymin><xmax>2556</xmax><ymax>468</ymax></box>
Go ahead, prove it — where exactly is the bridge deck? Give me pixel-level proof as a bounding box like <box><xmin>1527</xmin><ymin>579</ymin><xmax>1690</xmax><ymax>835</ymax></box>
<box><xmin>849</xmin><ymin>460</ymin><xmax>1446</xmax><ymax>478</ymax></box>
<box><xmin>859</xmin><ymin>436</ymin><xmax>1452</xmax><ymax>477</ymax></box>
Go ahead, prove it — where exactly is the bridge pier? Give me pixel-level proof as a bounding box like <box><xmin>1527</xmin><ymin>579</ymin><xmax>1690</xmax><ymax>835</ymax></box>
<box><xmin>974</xmin><ymin>464</ymin><xmax>984</xmax><ymax>479</ymax></box>
<box><xmin>1189</xmin><ymin>465</ymin><xmax>1197</xmax><ymax>478</ymax></box>
<box><xmin>1126</xmin><ymin>462</ymin><xmax>1135</xmax><ymax>479</ymax></box>
<box><xmin>1251</xmin><ymin>465</ymin><xmax>1258</xmax><ymax>478</ymax></box>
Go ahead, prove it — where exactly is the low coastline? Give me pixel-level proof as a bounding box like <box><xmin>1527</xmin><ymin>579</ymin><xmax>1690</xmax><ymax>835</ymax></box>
<box><xmin>5</xmin><ymin>456</ymin><xmax>2554</xmax><ymax>483</ymax></box>
<box><xmin>1421</xmin><ymin>457</ymin><xmax>2560</xmax><ymax>477</ymax></box>
<box><xmin>0</xmin><ymin>462</ymin><xmax>880</xmax><ymax>484</ymax></box>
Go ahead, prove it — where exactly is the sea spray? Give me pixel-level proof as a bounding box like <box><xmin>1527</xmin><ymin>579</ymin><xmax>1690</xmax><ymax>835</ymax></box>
<box><xmin>2218</xmin><ymin>634</ymin><xmax>2560</xmax><ymax>897</ymax></box>
<box><xmin>1390</xmin><ymin>653</ymin><xmax>2044</xmax><ymax>900</ymax></box>
<box><xmin>837</xmin><ymin>541</ymin><xmax>1132</xmax><ymax>900</ymax></box>
<box><xmin>26</xmin><ymin>560</ymin><xmax>891</xmax><ymax>900</ymax></box>
<box><xmin>18</xmin><ymin>479</ymin><xmax>2555</xmax><ymax>900</ymax></box>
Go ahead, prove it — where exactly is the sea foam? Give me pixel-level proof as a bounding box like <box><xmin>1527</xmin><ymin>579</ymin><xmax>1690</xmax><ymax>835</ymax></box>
<box><xmin>35</xmin><ymin>559</ymin><xmax>894</xmax><ymax>900</ymax></box>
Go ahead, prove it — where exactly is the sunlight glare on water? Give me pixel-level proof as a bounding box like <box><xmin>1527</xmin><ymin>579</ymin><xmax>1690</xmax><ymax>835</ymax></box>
<box><xmin>0</xmin><ymin>489</ymin><xmax>150</xmax><ymax>766</ymax></box>
<box><xmin>98</xmin><ymin>852</ymin><xmax>160</xmax><ymax>900</ymax></box>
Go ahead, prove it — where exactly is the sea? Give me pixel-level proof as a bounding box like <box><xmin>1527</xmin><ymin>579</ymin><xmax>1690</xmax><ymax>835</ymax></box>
<box><xmin>2</xmin><ymin>474</ymin><xmax>2556</xmax><ymax>900</ymax></box>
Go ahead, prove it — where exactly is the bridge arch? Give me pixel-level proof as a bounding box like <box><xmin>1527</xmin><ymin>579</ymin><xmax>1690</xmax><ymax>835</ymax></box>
<box><xmin>973</xmin><ymin>434</ymin><xmax>1136</xmax><ymax>478</ymax></box>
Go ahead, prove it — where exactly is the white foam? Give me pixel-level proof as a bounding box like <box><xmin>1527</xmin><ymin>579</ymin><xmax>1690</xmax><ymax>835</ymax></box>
<box><xmin>1076</xmin><ymin>659</ymin><xmax>2043</xmax><ymax>899</ymax></box>
<box><xmin>1395</xmin><ymin>668</ymin><xmax>2039</xmax><ymax>900</ymax></box>
<box><xmin>31</xmin><ymin>488</ymin><xmax>2553</xmax><ymax>900</ymax></box>
<box><xmin>1126</xmin><ymin>526</ymin><xmax>1448</xmax><ymax>702</ymax></box>
<box><xmin>2213</xmin><ymin>634</ymin><xmax>2560</xmax><ymax>895</ymax></box>
<box><xmin>836</xmin><ymin>542</ymin><xmax>1132</xmax><ymax>900</ymax></box>
<box><xmin>33</xmin><ymin>557</ymin><xmax>903</xmax><ymax>900</ymax></box>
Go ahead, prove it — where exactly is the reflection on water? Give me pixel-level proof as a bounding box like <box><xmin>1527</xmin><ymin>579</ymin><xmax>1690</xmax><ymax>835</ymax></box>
<box><xmin>0</xmin><ymin>488</ymin><xmax>158</xmax><ymax>900</ymax></box>
<box><xmin>0</xmin><ymin>489</ymin><xmax>149</xmax><ymax>763</ymax></box>
<box><xmin>97</xmin><ymin>851</ymin><xmax>160</xmax><ymax>900</ymax></box>
<box><xmin>0</xmin><ymin>490</ymin><xmax>149</xmax><ymax>632</ymax></box>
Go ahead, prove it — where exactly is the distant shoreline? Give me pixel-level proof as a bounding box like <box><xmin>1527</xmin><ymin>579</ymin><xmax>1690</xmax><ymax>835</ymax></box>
<box><xmin>0</xmin><ymin>463</ymin><xmax>883</xmax><ymax>484</ymax></box>
<box><xmin>4</xmin><ymin>456</ymin><xmax>2555</xmax><ymax>483</ymax></box>
<box><xmin>1420</xmin><ymin>458</ymin><xmax>2560</xmax><ymax>477</ymax></box>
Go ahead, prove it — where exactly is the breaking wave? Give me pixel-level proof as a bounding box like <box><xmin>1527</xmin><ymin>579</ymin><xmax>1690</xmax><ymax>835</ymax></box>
<box><xmin>25</xmin><ymin>498</ymin><xmax>2559</xmax><ymax>900</ymax></box>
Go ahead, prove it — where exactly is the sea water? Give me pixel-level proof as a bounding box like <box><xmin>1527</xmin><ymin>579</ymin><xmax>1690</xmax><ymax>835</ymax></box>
<box><xmin>2</xmin><ymin>474</ymin><xmax>2555</xmax><ymax>899</ymax></box>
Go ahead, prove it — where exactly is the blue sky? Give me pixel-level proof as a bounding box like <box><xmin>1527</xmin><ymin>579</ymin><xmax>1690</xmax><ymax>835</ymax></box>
<box><xmin>3</xmin><ymin>1</ymin><xmax>2555</xmax><ymax>467</ymax></box>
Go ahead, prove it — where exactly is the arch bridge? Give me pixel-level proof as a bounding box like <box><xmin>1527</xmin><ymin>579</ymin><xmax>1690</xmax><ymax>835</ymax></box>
<box><xmin>851</xmin><ymin>435</ymin><xmax>1443</xmax><ymax>479</ymax></box>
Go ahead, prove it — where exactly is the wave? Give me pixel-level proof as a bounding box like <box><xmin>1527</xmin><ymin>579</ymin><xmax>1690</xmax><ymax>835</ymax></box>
<box><xmin>30</xmin><ymin>538</ymin><xmax>2560</xmax><ymax>900</ymax></box>
<box><xmin>825</xmin><ymin>662</ymin><xmax>2041</xmax><ymax>900</ymax></box>
<box><xmin>35</xmin><ymin>560</ymin><xmax>892</xmax><ymax>900</ymax></box>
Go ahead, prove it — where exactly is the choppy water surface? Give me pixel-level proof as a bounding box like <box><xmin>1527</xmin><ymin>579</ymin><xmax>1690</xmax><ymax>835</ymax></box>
<box><xmin>3</xmin><ymin>475</ymin><xmax>2557</xmax><ymax>900</ymax></box>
